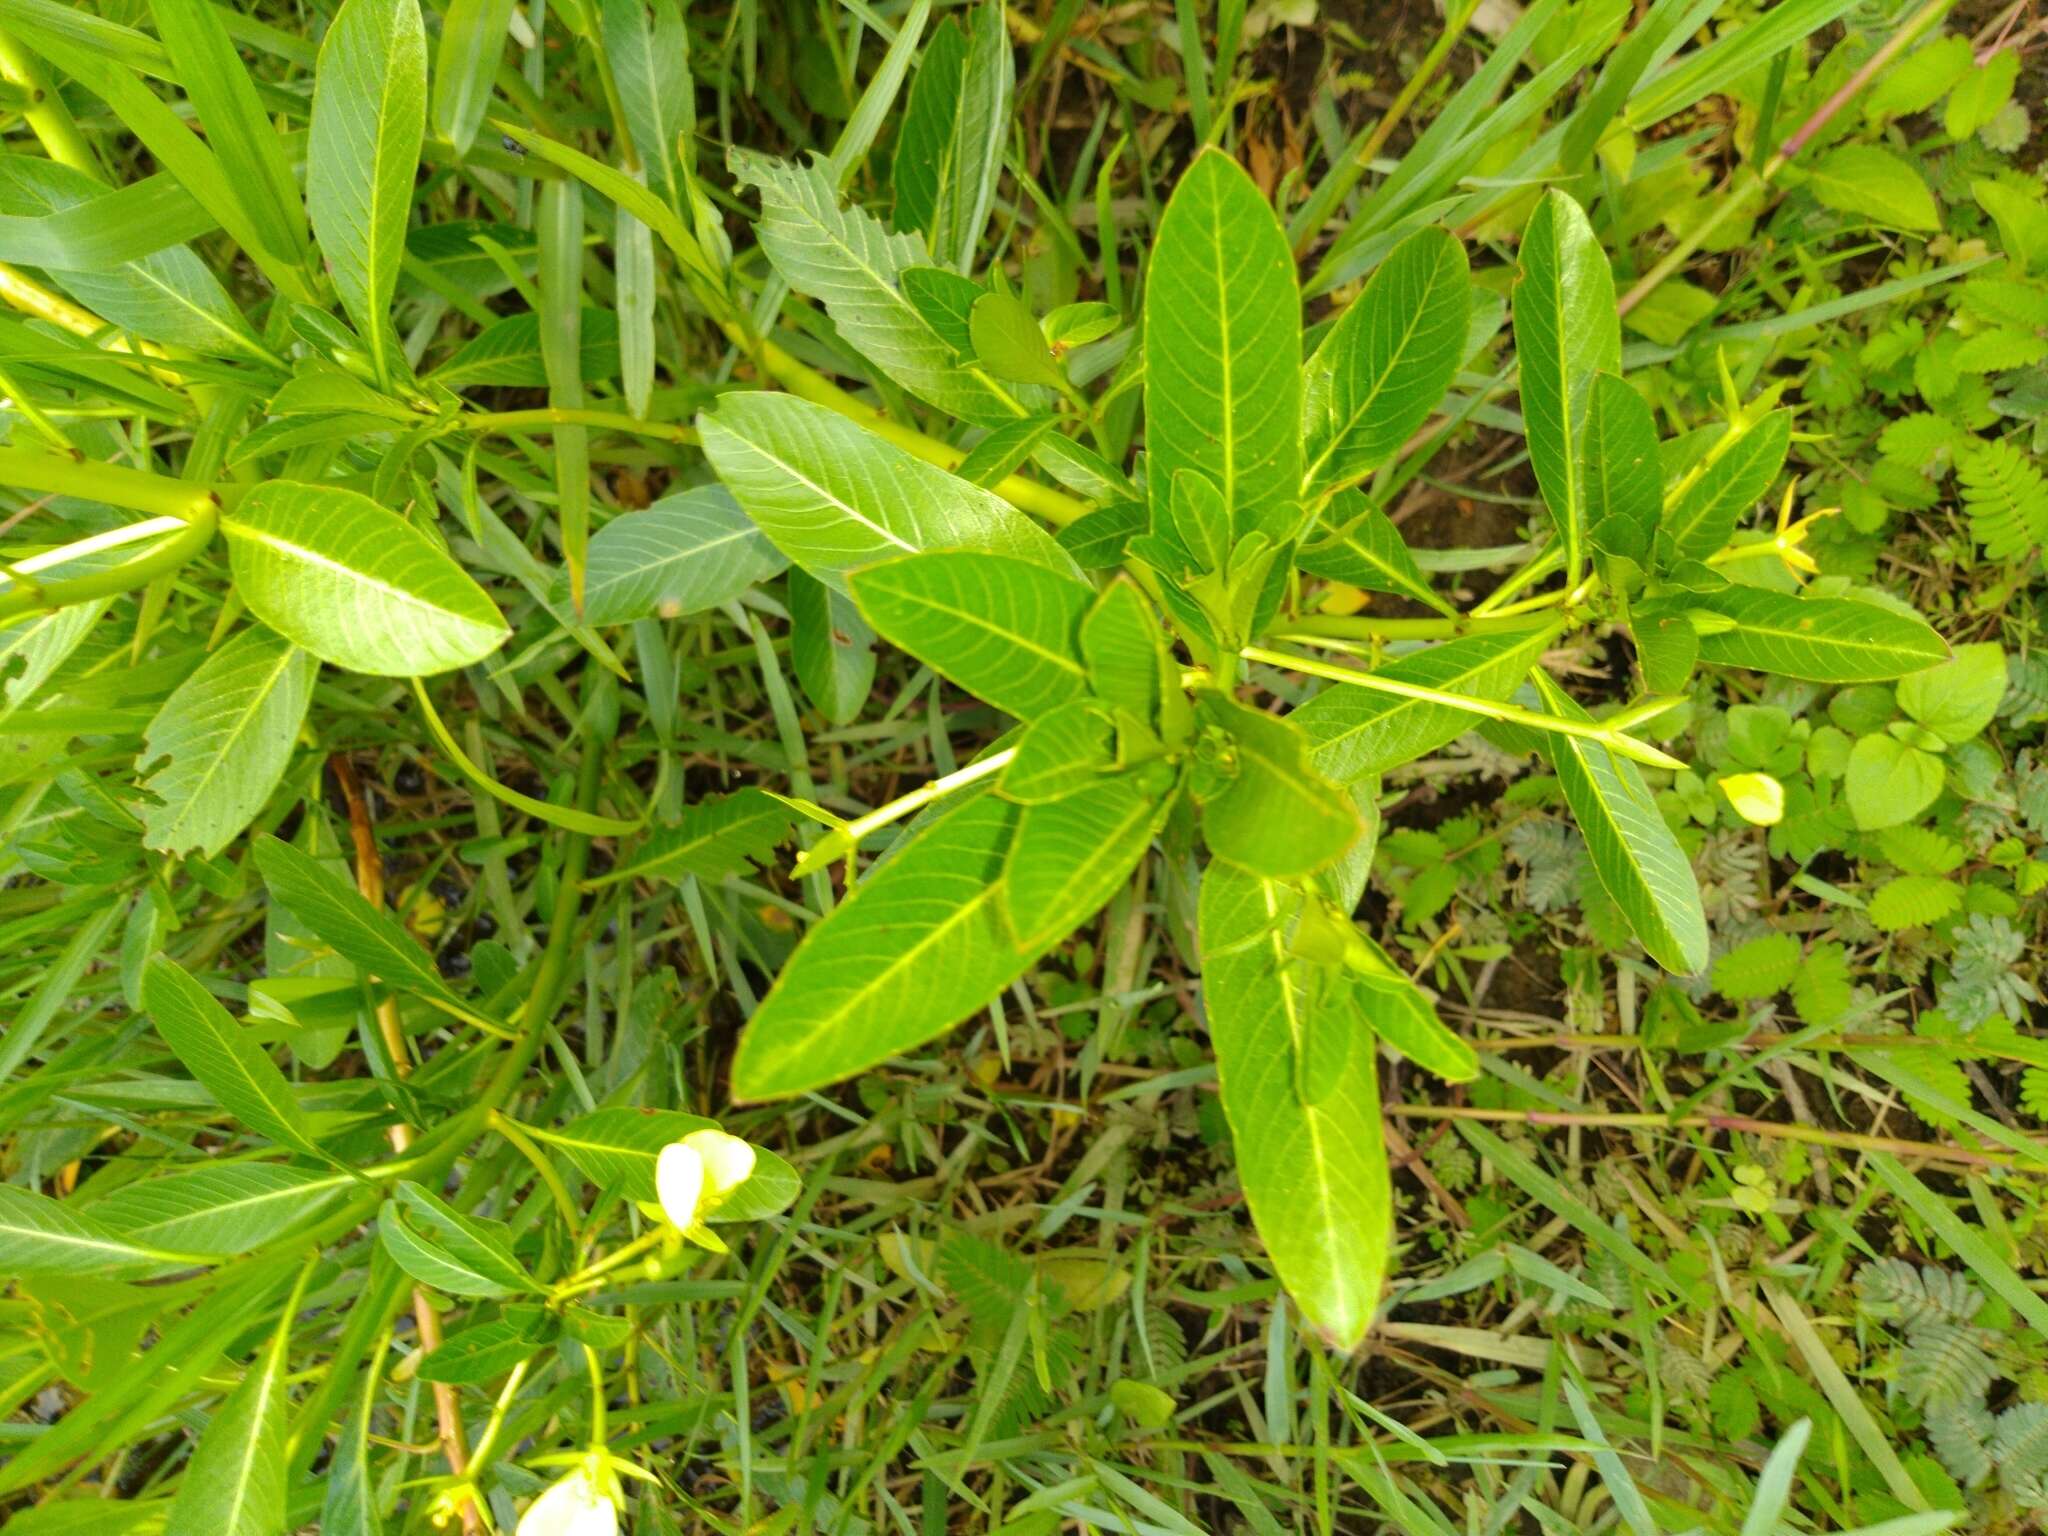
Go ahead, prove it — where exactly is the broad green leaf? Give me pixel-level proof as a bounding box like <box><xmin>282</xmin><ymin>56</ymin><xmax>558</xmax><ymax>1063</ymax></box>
<box><xmin>431</xmin><ymin>0</ymin><xmax>517</xmax><ymax>154</ymax></box>
<box><xmin>1302</xmin><ymin>226</ymin><xmax>1468</xmax><ymax>495</ymax></box>
<box><xmin>1846</xmin><ymin>734</ymin><xmax>1946</xmax><ymax>830</ymax></box>
<box><xmin>788</xmin><ymin>567</ymin><xmax>877</xmax><ymax>725</ymax></box>
<box><xmin>853</xmin><ymin>551</ymin><xmax>1091</xmax><ymax>720</ymax></box>
<box><xmin>1196</xmin><ymin>693</ymin><xmax>1361</xmax><ymax>877</ymax></box>
<box><xmin>602</xmin><ymin>0</ymin><xmax>693</xmax><ymax>205</ymax></box>
<box><xmin>970</xmin><ymin>289</ymin><xmax>1063</xmax><ymax>391</ymax></box>
<box><xmin>1804</xmin><ymin>144</ymin><xmax>1938</xmax><ymax>232</ymax></box>
<box><xmin>1293</xmin><ymin>624</ymin><xmax>1558</xmax><ymax>784</ymax></box>
<box><xmin>1583</xmin><ymin>372</ymin><xmax>1661</xmax><ymax>561</ymax></box>
<box><xmin>1145</xmin><ymin>150</ymin><xmax>1302</xmax><ymax>546</ymax></box>
<box><xmin>1514</xmin><ymin>189</ymin><xmax>1619</xmax><ymax>583</ymax></box>
<box><xmin>1198</xmin><ymin>864</ymin><xmax>1391</xmax><ymax>1349</ymax></box>
<box><xmin>893</xmin><ymin>3</ymin><xmax>1011</xmax><ymax>271</ymax></box>
<box><xmin>584</xmin><ymin>789</ymin><xmax>793</xmax><ymax>889</ymax></box>
<box><xmin>137</xmin><ymin>627</ymin><xmax>317</xmax><ymax>858</ymax></box>
<box><xmin>307</xmin><ymin>0</ymin><xmax>426</xmax><ymax>385</ymax></box>
<box><xmin>1532</xmin><ymin>672</ymin><xmax>1706</xmax><ymax>974</ymax></box>
<box><xmin>732</xmin><ymin>793</ymin><xmax>1026</xmax><ymax>1098</ymax></box>
<box><xmin>999</xmin><ymin>699</ymin><xmax>1118</xmax><ymax>803</ymax></box>
<box><xmin>0</xmin><ymin>1184</ymin><xmax>168</xmax><ymax>1275</ymax></box>
<box><xmin>253</xmin><ymin>835</ymin><xmax>467</xmax><ymax>1013</ymax></box>
<box><xmin>1004</xmin><ymin>773</ymin><xmax>1172</xmax><ymax>950</ymax></box>
<box><xmin>0</xmin><ymin>155</ymin><xmax>265</xmax><ymax>358</ymax></box>
<box><xmin>380</xmin><ymin>1180</ymin><xmax>537</xmax><ymax>1297</ymax></box>
<box><xmin>1897</xmin><ymin>641</ymin><xmax>2004</xmax><ymax>745</ymax></box>
<box><xmin>141</xmin><ymin>955</ymin><xmax>334</xmax><ymax>1163</ymax></box>
<box><xmin>223</xmin><ymin>481</ymin><xmax>510</xmax><ymax>677</ymax></box>
<box><xmin>570</xmin><ymin>486</ymin><xmax>788</xmax><ymax>625</ymax></box>
<box><xmin>1974</xmin><ymin>178</ymin><xmax>2048</xmax><ymax>275</ymax></box>
<box><xmin>730</xmin><ymin>149</ymin><xmax>1032</xmax><ymax>423</ymax></box>
<box><xmin>698</xmin><ymin>393</ymin><xmax>1075</xmax><ymax>586</ymax></box>
<box><xmin>1658</xmin><ymin>408</ymin><xmax>1792</xmax><ymax>564</ymax></box>
<box><xmin>162</xmin><ymin>1303</ymin><xmax>293</xmax><ymax>1536</ymax></box>
<box><xmin>1357</xmin><ymin>971</ymin><xmax>1476</xmax><ymax>1082</ymax></box>
<box><xmin>1079</xmin><ymin>577</ymin><xmax>1169</xmax><ymax>728</ymax></box>
<box><xmin>1298</xmin><ymin>494</ymin><xmax>1453</xmax><ymax>615</ymax></box>
<box><xmin>89</xmin><ymin>1165</ymin><xmax>351</xmax><ymax>1257</ymax></box>
<box><xmin>1682</xmin><ymin>587</ymin><xmax>1948</xmax><ymax>682</ymax></box>
<box><xmin>431</xmin><ymin>309</ymin><xmax>621</xmax><ymax>388</ymax></box>
<box><xmin>1166</xmin><ymin>469</ymin><xmax>1232</xmax><ymax>575</ymax></box>
<box><xmin>416</xmin><ymin>1308</ymin><xmax>559</xmax><ymax>1385</ymax></box>
<box><xmin>526</xmin><ymin>1109</ymin><xmax>800</xmax><ymax>1220</ymax></box>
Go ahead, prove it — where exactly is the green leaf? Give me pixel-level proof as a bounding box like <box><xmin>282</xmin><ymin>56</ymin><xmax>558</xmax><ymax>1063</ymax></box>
<box><xmin>322</xmin><ymin>1346</ymin><xmax>386</xmax><ymax>1536</ymax></box>
<box><xmin>306</xmin><ymin>0</ymin><xmax>426</xmax><ymax>384</ymax></box>
<box><xmin>1867</xmin><ymin>873</ymin><xmax>1962</xmax><ymax>931</ymax></box>
<box><xmin>584</xmin><ymin>789</ymin><xmax>794</xmax><ymax>889</ymax></box>
<box><xmin>1293</xmin><ymin>625</ymin><xmax>1558</xmax><ymax>784</ymax></box>
<box><xmin>788</xmin><ymin>567</ymin><xmax>877</xmax><ymax>725</ymax></box>
<box><xmin>1683</xmin><ymin>587</ymin><xmax>1948</xmax><ymax>682</ymax></box>
<box><xmin>1078</xmin><ymin>577</ymin><xmax>1169</xmax><ymax>730</ymax></box>
<box><xmin>970</xmin><ymin>290</ymin><xmax>1063</xmax><ymax>391</ymax></box>
<box><xmin>1658</xmin><ymin>408</ymin><xmax>1792</xmax><ymax>565</ymax></box>
<box><xmin>730</xmin><ymin>148</ymin><xmax>1031</xmax><ymax>423</ymax></box>
<box><xmin>0</xmin><ymin>1184</ymin><xmax>168</xmax><ymax>1276</ymax></box>
<box><xmin>380</xmin><ymin>1180</ymin><xmax>537</xmax><ymax>1297</ymax></box>
<box><xmin>1974</xmin><ymin>178</ymin><xmax>2048</xmax><ymax>275</ymax></box>
<box><xmin>1358</xmin><ymin>971</ymin><xmax>1476</xmax><ymax>1082</ymax></box>
<box><xmin>89</xmin><ymin>1165</ymin><xmax>351</xmax><ymax>1257</ymax></box>
<box><xmin>1302</xmin><ymin>226</ymin><xmax>1468</xmax><ymax>496</ymax></box>
<box><xmin>1846</xmin><ymin>734</ymin><xmax>1946</xmax><ymax>830</ymax></box>
<box><xmin>137</xmin><ymin>627</ymin><xmax>317</xmax><ymax>858</ymax></box>
<box><xmin>732</xmin><ymin>793</ymin><xmax>1027</xmax><ymax>1098</ymax></box>
<box><xmin>893</xmin><ymin>4</ymin><xmax>1011</xmax><ymax>271</ymax></box>
<box><xmin>528</xmin><ymin>1109</ymin><xmax>800</xmax><ymax>1220</ymax></box>
<box><xmin>998</xmin><ymin>699</ymin><xmax>1117</xmax><ymax>803</ymax></box>
<box><xmin>602</xmin><ymin>0</ymin><xmax>693</xmax><ymax>205</ymax></box>
<box><xmin>1198</xmin><ymin>864</ymin><xmax>1391</xmax><ymax>1349</ymax></box>
<box><xmin>850</xmin><ymin>551</ymin><xmax>1093</xmax><ymax>720</ymax></box>
<box><xmin>431</xmin><ymin>0</ymin><xmax>517</xmax><ymax>155</ymax></box>
<box><xmin>1004</xmin><ymin>773</ymin><xmax>1172</xmax><ymax>951</ymax></box>
<box><xmin>1514</xmin><ymin>189</ymin><xmax>1619</xmax><ymax>583</ymax></box>
<box><xmin>253</xmin><ymin>835</ymin><xmax>467</xmax><ymax>1014</ymax></box>
<box><xmin>141</xmin><ymin>955</ymin><xmax>334</xmax><ymax>1163</ymax></box>
<box><xmin>1804</xmin><ymin>145</ymin><xmax>1938</xmax><ymax>232</ymax></box>
<box><xmin>571</xmin><ymin>486</ymin><xmax>788</xmax><ymax>625</ymax></box>
<box><xmin>1145</xmin><ymin>150</ymin><xmax>1302</xmax><ymax>546</ymax></box>
<box><xmin>697</xmin><ymin>393</ymin><xmax>1075</xmax><ymax>587</ymax></box>
<box><xmin>1297</xmin><ymin>494</ymin><xmax>1452</xmax><ymax>615</ymax></box>
<box><xmin>1583</xmin><ymin>372</ymin><xmax>1661</xmax><ymax>561</ymax></box>
<box><xmin>1196</xmin><ymin>693</ymin><xmax>1361</xmax><ymax>877</ymax></box>
<box><xmin>1532</xmin><ymin>672</ymin><xmax>1706</xmax><ymax>974</ymax></box>
<box><xmin>162</xmin><ymin>1301</ymin><xmax>293</xmax><ymax>1536</ymax></box>
<box><xmin>1712</xmin><ymin>932</ymin><xmax>1801</xmax><ymax>1000</ymax></box>
<box><xmin>1944</xmin><ymin>49</ymin><xmax>2017</xmax><ymax>140</ymax></box>
<box><xmin>223</xmin><ymin>482</ymin><xmax>508</xmax><ymax>677</ymax></box>
<box><xmin>430</xmin><ymin>308</ymin><xmax>620</xmax><ymax>388</ymax></box>
<box><xmin>1897</xmin><ymin>641</ymin><xmax>2004</xmax><ymax>745</ymax></box>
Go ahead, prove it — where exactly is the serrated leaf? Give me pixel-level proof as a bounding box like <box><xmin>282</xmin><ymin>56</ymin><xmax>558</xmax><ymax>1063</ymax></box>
<box><xmin>1145</xmin><ymin>150</ymin><xmax>1301</xmax><ymax>546</ymax></box>
<box><xmin>1298</xmin><ymin>493</ymin><xmax>1453</xmax><ymax>615</ymax></box>
<box><xmin>137</xmin><ymin>627</ymin><xmax>316</xmax><ymax>858</ymax></box>
<box><xmin>850</xmin><ymin>551</ymin><xmax>1093</xmax><ymax>720</ymax></box>
<box><xmin>585</xmin><ymin>789</ymin><xmax>793</xmax><ymax>889</ymax></box>
<box><xmin>1684</xmin><ymin>587</ymin><xmax>1948</xmax><ymax>682</ymax></box>
<box><xmin>1846</xmin><ymin>734</ymin><xmax>1946</xmax><ymax>830</ymax></box>
<box><xmin>306</xmin><ymin>0</ymin><xmax>426</xmax><ymax>385</ymax></box>
<box><xmin>1198</xmin><ymin>864</ymin><xmax>1391</xmax><ymax>1349</ymax></box>
<box><xmin>1004</xmin><ymin>773</ymin><xmax>1171</xmax><ymax>951</ymax></box>
<box><xmin>142</xmin><ymin>955</ymin><xmax>334</xmax><ymax>1164</ymax></box>
<box><xmin>430</xmin><ymin>308</ymin><xmax>620</xmax><ymax>388</ymax></box>
<box><xmin>569</xmin><ymin>485</ymin><xmax>788</xmax><ymax>625</ymax></box>
<box><xmin>697</xmin><ymin>393</ymin><xmax>1075</xmax><ymax>587</ymax></box>
<box><xmin>732</xmin><ymin>793</ymin><xmax>1025</xmax><ymax>1098</ymax></box>
<box><xmin>223</xmin><ymin>481</ymin><xmax>509</xmax><ymax>677</ymax></box>
<box><xmin>1514</xmin><ymin>189</ymin><xmax>1619</xmax><ymax>583</ymax></box>
<box><xmin>1302</xmin><ymin>225</ymin><xmax>1467</xmax><ymax>495</ymax></box>
<box><xmin>1533</xmin><ymin>672</ymin><xmax>1706</xmax><ymax>974</ymax></box>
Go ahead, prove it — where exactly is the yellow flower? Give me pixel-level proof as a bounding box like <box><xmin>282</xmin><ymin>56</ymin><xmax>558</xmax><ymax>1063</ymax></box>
<box><xmin>516</xmin><ymin>1461</ymin><xmax>619</xmax><ymax>1536</ymax></box>
<box><xmin>1719</xmin><ymin>772</ymin><xmax>1785</xmax><ymax>826</ymax></box>
<box><xmin>655</xmin><ymin>1129</ymin><xmax>756</xmax><ymax>1249</ymax></box>
<box><xmin>1767</xmin><ymin>482</ymin><xmax>1834</xmax><ymax>579</ymax></box>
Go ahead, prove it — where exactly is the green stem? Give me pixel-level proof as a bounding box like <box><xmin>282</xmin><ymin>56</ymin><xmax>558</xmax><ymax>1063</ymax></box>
<box><xmin>0</xmin><ymin>445</ymin><xmax>215</xmax><ymax>520</ymax></box>
<box><xmin>487</xmin><ymin>1110</ymin><xmax>583</xmax><ymax>1241</ymax></box>
<box><xmin>786</xmin><ymin>747</ymin><xmax>1016</xmax><ymax>879</ymax></box>
<box><xmin>460</xmin><ymin>407</ymin><xmax>698</xmax><ymax>446</ymax></box>
<box><xmin>1280</xmin><ymin>610</ymin><xmax>1555</xmax><ymax>643</ymax></box>
<box><xmin>0</xmin><ymin>28</ymin><xmax>96</xmax><ymax>175</ymax></box>
<box><xmin>0</xmin><ymin>507</ymin><xmax>219</xmax><ymax>623</ymax></box>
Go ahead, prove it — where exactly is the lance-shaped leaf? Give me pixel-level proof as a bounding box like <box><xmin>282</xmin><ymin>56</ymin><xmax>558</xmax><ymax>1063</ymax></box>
<box><xmin>1298</xmin><ymin>494</ymin><xmax>1453</xmax><ymax>615</ymax></box>
<box><xmin>698</xmin><ymin>392</ymin><xmax>1075</xmax><ymax>586</ymax></box>
<box><xmin>254</xmin><ymin>835</ymin><xmax>468</xmax><ymax>1013</ymax></box>
<box><xmin>89</xmin><ymin>1165</ymin><xmax>352</xmax><ymax>1258</ymax></box>
<box><xmin>162</xmin><ymin>1299</ymin><xmax>295</xmax><ymax>1536</ymax></box>
<box><xmin>1680</xmin><ymin>587</ymin><xmax>1949</xmax><ymax>682</ymax></box>
<box><xmin>138</xmin><ymin>627</ymin><xmax>317</xmax><ymax>858</ymax></box>
<box><xmin>526</xmin><ymin>1109</ymin><xmax>799</xmax><ymax>1220</ymax></box>
<box><xmin>570</xmin><ymin>486</ymin><xmax>788</xmax><ymax>625</ymax></box>
<box><xmin>1532</xmin><ymin>672</ymin><xmax>1706</xmax><ymax>974</ymax></box>
<box><xmin>432</xmin><ymin>0</ymin><xmax>517</xmax><ymax>154</ymax></box>
<box><xmin>306</xmin><ymin>0</ymin><xmax>426</xmax><ymax>385</ymax></box>
<box><xmin>603</xmin><ymin>0</ymin><xmax>693</xmax><ymax>205</ymax></box>
<box><xmin>1145</xmin><ymin>150</ymin><xmax>1302</xmax><ymax>546</ymax></box>
<box><xmin>732</xmin><ymin>793</ymin><xmax>1029</xmax><ymax>1099</ymax></box>
<box><xmin>1197</xmin><ymin>694</ymin><xmax>1361</xmax><ymax>877</ymax></box>
<box><xmin>1514</xmin><ymin>189</ymin><xmax>1619</xmax><ymax>582</ymax></box>
<box><xmin>142</xmin><ymin>955</ymin><xmax>334</xmax><ymax>1163</ymax></box>
<box><xmin>1293</xmin><ymin>624</ymin><xmax>1558</xmax><ymax>784</ymax></box>
<box><xmin>1302</xmin><ymin>225</ymin><xmax>1468</xmax><ymax>496</ymax></box>
<box><xmin>1199</xmin><ymin>864</ymin><xmax>1392</xmax><ymax>1349</ymax></box>
<box><xmin>893</xmin><ymin>3</ymin><xmax>1012</xmax><ymax>272</ymax></box>
<box><xmin>1583</xmin><ymin>371</ymin><xmax>1661</xmax><ymax>561</ymax></box>
<box><xmin>380</xmin><ymin>1180</ymin><xmax>537</xmax><ymax>1297</ymax></box>
<box><xmin>0</xmin><ymin>1184</ymin><xmax>169</xmax><ymax>1276</ymax></box>
<box><xmin>1004</xmin><ymin>772</ymin><xmax>1173</xmax><ymax>951</ymax></box>
<box><xmin>1658</xmin><ymin>407</ymin><xmax>1792</xmax><ymax>564</ymax></box>
<box><xmin>850</xmin><ymin>551</ymin><xmax>1093</xmax><ymax>721</ymax></box>
<box><xmin>224</xmin><ymin>481</ymin><xmax>509</xmax><ymax>677</ymax></box>
<box><xmin>789</xmin><ymin>568</ymin><xmax>877</xmax><ymax>725</ymax></box>
<box><xmin>585</xmin><ymin>789</ymin><xmax>793</xmax><ymax>889</ymax></box>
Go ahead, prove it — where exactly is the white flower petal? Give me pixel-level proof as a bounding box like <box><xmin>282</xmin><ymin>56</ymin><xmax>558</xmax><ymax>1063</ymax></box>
<box><xmin>655</xmin><ymin>1141</ymin><xmax>706</xmax><ymax>1229</ymax></box>
<box><xmin>681</xmin><ymin>1129</ymin><xmax>756</xmax><ymax>1201</ymax></box>
<box><xmin>516</xmin><ymin>1468</ymin><xmax>619</xmax><ymax>1536</ymax></box>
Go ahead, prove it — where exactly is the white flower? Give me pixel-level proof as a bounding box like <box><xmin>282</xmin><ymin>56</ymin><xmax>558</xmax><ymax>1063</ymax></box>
<box><xmin>516</xmin><ymin>1464</ymin><xmax>619</xmax><ymax>1536</ymax></box>
<box><xmin>655</xmin><ymin>1130</ymin><xmax>756</xmax><ymax>1245</ymax></box>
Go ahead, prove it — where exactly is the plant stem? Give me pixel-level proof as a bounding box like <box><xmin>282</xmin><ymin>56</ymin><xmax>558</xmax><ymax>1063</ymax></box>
<box><xmin>788</xmin><ymin>747</ymin><xmax>1017</xmax><ymax>878</ymax></box>
<box><xmin>460</xmin><ymin>407</ymin><xmax>698</xmax><ymax>446</ymax></box>
<box><xmin>0</xmin><ymin>445</ymin><xmax>215</xmax><ymax>521</ymax></box>
<box><xmin>1280</xmin><ymin>610</ymin><xmax>1556</xmax><ymax>644</ymax></box>
<box><xmin>0</xmin><ymin>508</ymin><xmax>218</xmax><ymax>623</ymax></box>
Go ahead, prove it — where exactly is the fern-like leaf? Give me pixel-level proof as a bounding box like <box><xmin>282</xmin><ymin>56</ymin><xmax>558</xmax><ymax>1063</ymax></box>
<box><xmin>1960</xmin><ymin>437</ymin><xmax>2048</xmax><ymax>561</ymax></box>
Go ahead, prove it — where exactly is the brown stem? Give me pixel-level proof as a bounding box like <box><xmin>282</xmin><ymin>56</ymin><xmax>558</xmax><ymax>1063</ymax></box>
<box><xmin>330</xmin><ymin>756</ymin><xmax>483</xmax><ymax>1536</ymax></box>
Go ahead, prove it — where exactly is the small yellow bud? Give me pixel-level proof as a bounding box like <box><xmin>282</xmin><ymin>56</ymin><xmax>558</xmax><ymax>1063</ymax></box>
<box><xmin>1719</xmin><ymin>772</ymin><xmax>1785</xmax><ymax>826</ymax></box>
